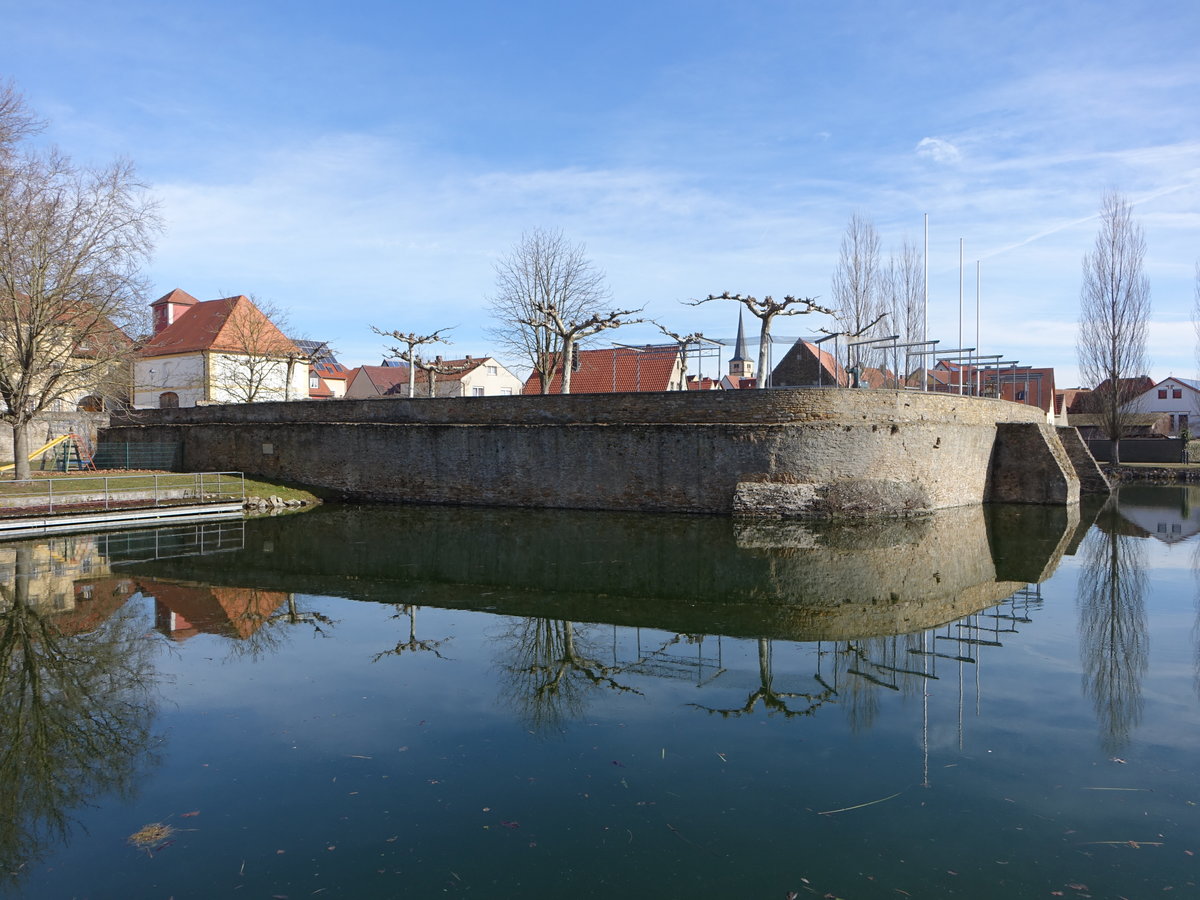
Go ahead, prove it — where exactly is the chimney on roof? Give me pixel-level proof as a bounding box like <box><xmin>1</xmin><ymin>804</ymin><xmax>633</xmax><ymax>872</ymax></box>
<box><xmin>465</xmin><ymin>354</ymin><xmax>472</xmax><ymax>361</ymax></box>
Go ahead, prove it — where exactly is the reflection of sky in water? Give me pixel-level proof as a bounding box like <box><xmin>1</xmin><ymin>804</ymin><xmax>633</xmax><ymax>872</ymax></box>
<box><xmin>3</xmin><ymin>495</ymin><xmax>1200</xmax><ymax>899</ymax></box>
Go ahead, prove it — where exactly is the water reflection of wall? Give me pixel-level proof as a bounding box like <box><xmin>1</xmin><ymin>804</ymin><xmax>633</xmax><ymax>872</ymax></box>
<box><xmin>114</xmin><ymin>502</ymin><xmax>1086</xmax><ymax>643</ymax></box>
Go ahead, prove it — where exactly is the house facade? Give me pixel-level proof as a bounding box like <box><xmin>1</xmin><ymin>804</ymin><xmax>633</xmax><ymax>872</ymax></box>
<box><xmin>1127</xmin><ymin>376</ymin><xmax>1200</xmax><ymax>435</ymax></box>
<box><xmin>134</xmin><ymin>290</ymin><xmax>307</xmax><ymax>409</ymax></box>
<box><xmin>348</xmin><ymin>357</ymin><xmax>523</xmax><ymax>398</ymax></box>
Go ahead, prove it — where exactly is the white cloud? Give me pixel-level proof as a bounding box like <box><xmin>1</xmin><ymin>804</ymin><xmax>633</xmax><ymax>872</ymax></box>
<box><xmin>915</xmin><ymin>137</ymin><xmax>962</xmax><ymax>165</ymax></box>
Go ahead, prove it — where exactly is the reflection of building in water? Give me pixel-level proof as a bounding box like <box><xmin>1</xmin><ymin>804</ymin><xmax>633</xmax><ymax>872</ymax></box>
<box><xmin>145</xmin><ymin>580</ymin><xmax>289</xmax><ymax>641</ymax></box>
<box><xmin>1111</xmin><ymin>485</ymin><xmax>1200</xmax><ymax>544</ymax></box>
<box><xmin>0</xmin><ymin>521</ymin><xmax>247</xmax><ymax>634</ymax></box>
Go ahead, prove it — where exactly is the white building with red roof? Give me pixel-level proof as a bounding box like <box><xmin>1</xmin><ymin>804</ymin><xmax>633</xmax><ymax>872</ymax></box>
<box><xmin>1127</xmin><ymin>376</ymin><xmax>1200</xmax><ymax>435</ymax></box>
<box><xmin>134</xmin><ymin>289</ymin><xmax>308</xmax><ymax>408</ymax></box>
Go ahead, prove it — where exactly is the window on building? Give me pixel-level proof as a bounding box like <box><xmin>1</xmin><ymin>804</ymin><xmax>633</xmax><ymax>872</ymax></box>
<box><xmin>500</xmin><ymin>388</ymin><xmax>513</xmax><ymax>395</ymax></box>
<box><xmin>1180</xmin><ymin>414</ymin><xmax>1189</xmax><ymax>433</ymax></box>
<box><xmin>310</xmin><ymin>375</ymin><xmax>320</xmax><ymax>389</ymax></box>
<box><xmin>487</xmin><ymin>365</ymin><xmax>498</xmax><ymax>376</ymax></box>
<box><xmin>1173</xmin><ymin>389</ymin><xmax>1182</xmax><ymax>399</ymax></box>
<box><xmin>1015</xmin><ymin>390</ymin><xmax>1026</xmax><ymax>401</ymax></box>
<box><xmin>159</xmin><ymin>392</ymin><xmax>179</xmax><ymax>409</ymax></box>
<box><xmin>472</xmin><ymin>387</ymin><xmax>485</xmax><ymax>396</ymax></box>
<box><xmin>1159</xmin><ymin>389</ymin><xmax>1168</xmax><ymax>399</ymax></box>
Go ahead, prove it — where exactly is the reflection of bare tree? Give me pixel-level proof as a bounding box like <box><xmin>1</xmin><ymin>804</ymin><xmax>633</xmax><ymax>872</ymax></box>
<box><xmin>690</xmin><ymin>639</ymin><xmax>836</xmax><ymax>719</ymax></box>
<box><xmin>496</xmin><ymin>618</ymin><xmax>643</xmax><ymax>735</ymax></box>
<box><xmin>372</xmin><ymin>605</ymin><xmax>451</xmax><ymax>662</ymax></box>
<box><xmin>0</xmin><ymin>546</ymin><xmax>157</xmax><ymax>888</ymax></box>
<box><xmin>225</xmin><ymin>592</ymin><xmax>335</xmax><ymax>662</ymax></box>
<box><xmin>1193</xmin><ymin>540</ymin><xmax>1200</xmax><ymax>702</ymax></box>
<box><xmin>1077</xmin><ymin>506</ymin><xmax>1149</xmax><ymax>752</ymax></box>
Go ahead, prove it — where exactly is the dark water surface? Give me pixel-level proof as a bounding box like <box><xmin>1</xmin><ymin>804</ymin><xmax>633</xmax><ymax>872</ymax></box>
<box><xmin>3</xmin><ymin>488</ymin><xmax>1200</xmax><ymax>898</ymax></box>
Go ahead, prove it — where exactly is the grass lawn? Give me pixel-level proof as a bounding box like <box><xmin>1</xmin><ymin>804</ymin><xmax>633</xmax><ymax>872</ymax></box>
<box><xmin>0</xmin><ymin>470</ymin><xmax>330</xmax><ymax>506</ymax></box>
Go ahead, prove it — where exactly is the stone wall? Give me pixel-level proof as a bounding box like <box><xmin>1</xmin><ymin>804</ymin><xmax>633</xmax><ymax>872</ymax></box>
<box><xmin>103</xmin><ymin>388</ymin><xmax>1073</xmax><ymax>516</ymax></box>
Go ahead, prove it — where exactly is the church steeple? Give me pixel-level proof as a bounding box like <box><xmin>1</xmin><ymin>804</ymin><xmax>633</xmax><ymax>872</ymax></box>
<box><xmin>728</xmin><ymin>310</ymin><xmax>754</xmax><ymax>379</ymax></box>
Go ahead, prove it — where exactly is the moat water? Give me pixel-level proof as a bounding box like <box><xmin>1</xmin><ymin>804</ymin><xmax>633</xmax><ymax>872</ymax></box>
<box><xmin>3</xmin><ymin>487</ymin><xmax>1200</xmax><ymax>898</ymax></box>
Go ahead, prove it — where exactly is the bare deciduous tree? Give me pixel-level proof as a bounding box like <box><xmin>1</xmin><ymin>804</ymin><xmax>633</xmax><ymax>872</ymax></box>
<box><xmin>884</xmin><ymin>236</ymin><xmax>925</xmax><ymax>386</ymax></box>
<box><xmin>832</xmin><ymin>213</ymin><xmax>886</xmax><ymax>370</ymax></box>
<box><xmin>0</xmin><ymin>81</ymin><xmax>42</xmax><ymax>163</ymax></box>
<box><xmin>1077</xmin><ymin>191</ymin><xmax>1151</xmax><ymax>465</ymax></box>
<box><xmin>488</xmin><ymin>228</ymin><xmax>610</xmax><ymax>394</ymax></box>
<box><xmin>210</xmin><ymin>296</ymin><xmax>304</xmax><ymax>403</ymax></box>
<box><xmin>689</xmin><ymin>292</ymin><xmax>834</xmax><ymax>387</ymax></box>
<box><xmin>0</xmin><ymin>146</ymin><xmax>160</xmax><ymax>478</ymax></box>
<box><xmin>371</xmin><ymin>326</ymin><xmax>454</xmax><ymax>398</ymax></box>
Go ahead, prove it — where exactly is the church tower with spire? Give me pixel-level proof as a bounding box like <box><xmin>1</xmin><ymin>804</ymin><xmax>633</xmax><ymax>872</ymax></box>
<box><xmin>728</xmin><ymin>310</ymin><xmax>754</xmax><ymax>379</ymax></box>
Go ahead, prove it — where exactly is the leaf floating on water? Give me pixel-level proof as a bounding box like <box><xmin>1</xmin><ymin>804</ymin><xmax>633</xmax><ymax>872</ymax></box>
<box><xmin>180</xmin><ymin>810</ymin><xmax>200</xmax><ymax>818</ymax></box>
<box><xmin>501</xmin><ymin>820</ymin><xmax>520</xmax><ymax>829</ymax></box>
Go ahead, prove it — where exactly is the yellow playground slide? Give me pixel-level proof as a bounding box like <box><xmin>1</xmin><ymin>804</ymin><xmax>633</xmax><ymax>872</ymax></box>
<box><xmin>0</xmin><ymin>433</ymin><xmax>76</xmax><ymax>473</ymax></box>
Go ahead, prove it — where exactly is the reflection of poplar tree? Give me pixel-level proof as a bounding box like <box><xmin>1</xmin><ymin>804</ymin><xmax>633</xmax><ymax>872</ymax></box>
<box><xmin>0</xmin><ymin>547</ymin><xmax>157</xmax><ymax>888</ymax></box>
<box><xmin>497</xmin><ymin>618</ymin><xmax>641</xmax><ymax>735</ymax></box>
<box><xmin>1077</xmin><ymin>507</ymin><xmax>1148</xmax><ymax>752</ymax></box>
<box><xmin>690</xmin><ymin>638</ymin><xmax>835</xmax><ymax>719</ymax></box>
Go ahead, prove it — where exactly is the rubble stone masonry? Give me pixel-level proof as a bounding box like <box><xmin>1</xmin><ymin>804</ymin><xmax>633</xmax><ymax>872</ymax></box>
<box><xmin>102</xmin><ymin>388</ymin><xmax>1089</xmax><ymax>517</ymax></box>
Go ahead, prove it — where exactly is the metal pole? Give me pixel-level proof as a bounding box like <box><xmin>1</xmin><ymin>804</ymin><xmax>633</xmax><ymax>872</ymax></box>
<box><xmin>924</xmin><ymin>213</ymin><xmax>929</xmax><ymax>392</ymax></box>
<box><xmin>975</xmin><ymin>260</ymin><xmax>981</xmax><ymax>397</ymax></box>
<box><xmin>958</xmin><ymin>238</ymin><xmax>964</xmax><ymax>395</ymax></box>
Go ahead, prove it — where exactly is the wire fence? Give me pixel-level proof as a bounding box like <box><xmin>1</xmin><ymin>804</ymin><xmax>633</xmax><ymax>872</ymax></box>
<box><xmin>0</xmin><ymin>472</ymin><xmax>244</xmax><ymax>516</ymax></box>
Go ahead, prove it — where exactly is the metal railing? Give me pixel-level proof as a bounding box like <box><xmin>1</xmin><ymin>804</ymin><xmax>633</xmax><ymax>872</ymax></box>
<box><xmin>0</xmin><ymin>472</ymin><xmax>245</xmax><ymax>515</ymax></box>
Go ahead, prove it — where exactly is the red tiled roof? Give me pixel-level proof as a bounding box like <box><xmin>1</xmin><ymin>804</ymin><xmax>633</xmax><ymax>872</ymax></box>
<box><xmin>521</xmin><ymin>346</ymin><xmax>681</xmax><ymax>394</ymax></box>
<box><xmin>308</xmin><ymin>373</ymin><xmax>334</xmax><ymax>399</ymax></box>
<box><xmin>140</xmin><ymin>295</ymin><xmax>298</xmax><ymax>358</ymax></box>
<box><xmin>143</xmin><ymin>578</ymin><xmax>289</xmax><ymax>641</ymax></box>
<box><xmin>352</xmin><ymin>365</ymin><xmax>413</xmax><ymax>395</ymax></box>
<box><xmin>384</xmin><ymin>358</ymin><xmax>486</xmax><ymax>394</ymax></box>
<box><xmin>314</xmin><ymin>361</ymin><xmax>349</xmax><ymax>381</ymax></box>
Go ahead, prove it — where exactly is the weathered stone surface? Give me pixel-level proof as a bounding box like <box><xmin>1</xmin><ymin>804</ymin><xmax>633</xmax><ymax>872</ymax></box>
<box><xmin>986</xmin><ymin>422</ymin><xmax>1080</xmax><ymax>505</ymax></box>
<box><xmin>1055</xmin><ymin>425</ymin><xmax>1111</xmax><ymax>494</ymax></box>
<box><xmin>104</xmin><ymin>389</ymin><xmax>1077</xmax><ymax>517</ymax></box>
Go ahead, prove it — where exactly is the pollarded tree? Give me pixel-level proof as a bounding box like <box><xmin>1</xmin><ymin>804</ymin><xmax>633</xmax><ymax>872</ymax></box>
<box><xmin>488</xmin><ymin>228</ymin><xmax>610</xmax><ymax>394</ymax></box>
<box><xmin>0</xmin><ymin>147</ymin><xmax>159</xmax><ymax>479</ymax></box>
<box><xmin>371</xmin><ymin>326</ymin><xmax>454</xmax><ymax>398</ymax></box>
<box><xmin>1076</xmin><ymin>192</ymin><xmax>1151</xmax><ymax>465</ymax></box>
<box><xmin>527</xmin><ymin>302</ymin><xmax>645</xmax><ymax>394</ymax></box>
<box><xmin>689</xmin><ymin>292</ymin><xmax>835</xmax><ymax>387</ymax></box>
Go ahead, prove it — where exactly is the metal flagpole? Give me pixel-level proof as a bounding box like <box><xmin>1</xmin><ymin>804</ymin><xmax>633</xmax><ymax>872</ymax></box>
<box><xmin>976</xmin><ymin>260</ymin><xmax>981</xmax><ymax>396</ymax></box>
<box><xmin>958</xmin><ymin>238</ymin><xmax>964</xmax><ymax>395</ymax></box>
<box><xmin>923</xmin><ymin>213</ymin><xmax>929</xmax><ymax>392</ymax></box>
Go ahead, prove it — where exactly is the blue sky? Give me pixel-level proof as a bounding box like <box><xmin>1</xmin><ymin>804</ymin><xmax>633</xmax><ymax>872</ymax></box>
<box><xmin>6</xmin><ymin>0</ymin><xmax>1199</xmax><ymax>384</ymax></box>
